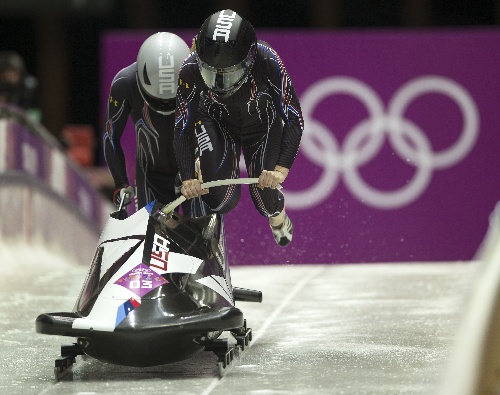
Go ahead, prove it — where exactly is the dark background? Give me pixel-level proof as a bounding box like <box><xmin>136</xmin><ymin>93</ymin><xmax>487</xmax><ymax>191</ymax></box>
<box><xmin>0</xmin><ymin>0</ymin><xmax>498</xmax><ymax>166</ymax></box>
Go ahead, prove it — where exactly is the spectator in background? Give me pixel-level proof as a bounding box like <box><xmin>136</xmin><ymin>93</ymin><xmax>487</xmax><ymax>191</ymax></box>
<box><xmin>0</xmin><ymin>50</ymin><xmax>38</xmax><ymax>115</ymax></box>
<box><xmin>103</xmin><ymin>32</ymin><xmax>191</xmax><ymax>210</ymax></box>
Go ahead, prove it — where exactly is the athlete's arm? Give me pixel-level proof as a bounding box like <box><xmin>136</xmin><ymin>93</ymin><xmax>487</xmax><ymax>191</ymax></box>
<box><xmin>103</xmin><ymin>71</ymin><xmax>133</xmax><ymax>188</ymax></box>
<box><xmin>174</xmin><ymin>56</ymin><xmax>201</xmax><ymax>184</ymax></box>
<box><xmin>262</xmin><ymin>43</ymin><xmax>304</xmax><ymax>170</ymax></box>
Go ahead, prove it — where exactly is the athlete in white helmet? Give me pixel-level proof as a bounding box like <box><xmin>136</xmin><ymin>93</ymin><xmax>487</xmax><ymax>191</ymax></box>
<box><xmin>174</xmin><ymin>10</ymin><xmax>304</xmax><ymax>247</ymax></box>
<box><xmin>103</xmin><ymin>32</ymin><xmax>190</xmax><ymax>210</ymax></box>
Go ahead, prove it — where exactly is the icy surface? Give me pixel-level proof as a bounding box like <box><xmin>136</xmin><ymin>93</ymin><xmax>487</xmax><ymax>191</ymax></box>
<box><xmin>0</xmin><ymin>241</ymin><xmax>475</xmax><ymax>395</ymax></box>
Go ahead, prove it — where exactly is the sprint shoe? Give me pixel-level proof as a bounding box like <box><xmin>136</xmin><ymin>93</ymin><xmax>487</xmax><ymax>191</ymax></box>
<box><xmin>270</xmin><ymin>214</ymin><xmax>293</xmax><ymax>247</ymax></box>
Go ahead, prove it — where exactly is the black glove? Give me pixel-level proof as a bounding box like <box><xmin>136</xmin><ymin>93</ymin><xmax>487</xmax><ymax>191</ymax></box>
<box><xmin>113</xmin><ymin>186</ymin><xmax>134</xmax><ymax>207</ymax></box>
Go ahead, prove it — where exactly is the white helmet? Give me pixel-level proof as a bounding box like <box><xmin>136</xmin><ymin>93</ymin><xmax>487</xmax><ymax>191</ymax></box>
<box><xmin>136</xmin><ymin>32</ymin><xmax>190</xmax><ymax>115</ymax></box>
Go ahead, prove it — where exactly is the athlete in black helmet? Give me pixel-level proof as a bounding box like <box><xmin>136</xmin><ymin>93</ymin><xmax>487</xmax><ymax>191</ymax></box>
<box><xmin>103</xmin><ymin>32</ymin><xmax>191</xmax><ymax>210</ymax></box>
<box><xmin>174</xmin><ymin>10</ymin><xmax>304</xmax><ymax>247</ymax></box>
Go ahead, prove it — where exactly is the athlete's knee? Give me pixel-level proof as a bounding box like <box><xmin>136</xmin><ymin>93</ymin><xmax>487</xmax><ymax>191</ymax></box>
<box><xmin>249</xmin><ymin>185</ymin><xmax>284</xmax><ymax>217</ymax></box>
<box><xmin>204</xmin><ymin>186</ymin><xmax>241</xmax><ymax>214</ymax></box>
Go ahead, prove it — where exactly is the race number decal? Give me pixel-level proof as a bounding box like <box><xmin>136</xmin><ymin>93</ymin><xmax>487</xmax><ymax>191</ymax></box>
<box><xmin>115</xmin><ymin>263</ymin><xmax>167</xmax><ymax>298</ymax></box>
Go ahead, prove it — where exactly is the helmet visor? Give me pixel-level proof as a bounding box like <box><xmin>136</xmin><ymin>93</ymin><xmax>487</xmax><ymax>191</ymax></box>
<box><xmin>198</xmin><ymin>60</ymin><xmax>246</xmax><ymax>94</ymax></box>
<box><xmin>136</xmin><ymin>74</ymin><xmax>176</xmax><ymax>115</ymax></box>
<box><xmin>143</xmin><ymin>93</ymin><xmax>176</xmax><ymax>114</ymax></box>
<box><xmin>197</xmin><ymin>43</ymin><xmax>256</xmax><ymax>96</ymax></box>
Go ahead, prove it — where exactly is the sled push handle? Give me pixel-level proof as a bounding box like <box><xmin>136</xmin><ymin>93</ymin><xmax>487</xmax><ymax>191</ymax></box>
<box><xmin>233</xmin><ymin>287</ymin><xmax>263</xmax><ymax>303</ymax></box>
<box><xmin>110</xmin><ymin>189</ymin><xmax>134</xmax><ymax>220</ymax></box>
<box><xmin>160</xmin><ymin>177</ymin><xmax>282</xmax><ymax>215</ymax></box>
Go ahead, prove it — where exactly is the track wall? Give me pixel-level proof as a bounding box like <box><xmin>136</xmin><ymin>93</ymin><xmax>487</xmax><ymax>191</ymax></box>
<box><xmin>0</xmin><ymin>106</ymin><xmax>113</xmax><ymax>266</ymax></box>
<box><xmin>440</xmin><ymin>201</ymin><xmax>500</xmax><ymax>394</ymax></box>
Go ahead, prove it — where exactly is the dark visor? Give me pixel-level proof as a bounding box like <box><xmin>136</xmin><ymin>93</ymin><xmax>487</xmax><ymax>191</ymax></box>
<box><xmin>197</xmin><ymin>44</ymin><xmax>256</xmax><ymax>96</ymax></box>
<box><xmin>198</xmin><ymin>60</ymin><xmax>247</xmax><ymax>93</ymax></box>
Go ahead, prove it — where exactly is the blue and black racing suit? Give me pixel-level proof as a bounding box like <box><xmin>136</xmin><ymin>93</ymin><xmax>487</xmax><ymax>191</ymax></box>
<box><xmin>103</xmin><ymin>63</ymin><xmax>179</xmax><ymax>209</ymax></box>
<box><xmin>174</xmin><ymin>40</ymin><xmax>304</xmax><ymax>218</ymax></box>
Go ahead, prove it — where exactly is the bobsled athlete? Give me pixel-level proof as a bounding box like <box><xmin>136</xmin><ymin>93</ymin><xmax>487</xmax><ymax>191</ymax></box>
<box><xmin>174</xmin><ymin>9</ymin><xmax>304</xmax><ymax>247</ymax></box>
<box><xmin>103</xmin><ymin>32</ymin><xmax>190</xmax><ymax>210</ymax></box>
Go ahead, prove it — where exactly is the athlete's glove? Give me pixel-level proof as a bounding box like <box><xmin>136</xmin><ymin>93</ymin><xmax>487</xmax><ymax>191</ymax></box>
<box><xmin>113</xmin><ymin>186</ymin><xmax>134</xmax><ymax>208</ymax></box>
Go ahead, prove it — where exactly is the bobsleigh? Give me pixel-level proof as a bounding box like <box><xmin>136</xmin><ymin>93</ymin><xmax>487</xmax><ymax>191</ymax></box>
<box><xmin>35</xmin><ymin>178</ymin><xmax>263</xmax><ymax>379</ymax></box>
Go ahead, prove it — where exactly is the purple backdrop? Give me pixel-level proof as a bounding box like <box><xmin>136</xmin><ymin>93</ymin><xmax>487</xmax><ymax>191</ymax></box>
<box><xmin>100</xmin><ymin>29</ymin><xmax>500</xmax><ymax>265</ymax></box>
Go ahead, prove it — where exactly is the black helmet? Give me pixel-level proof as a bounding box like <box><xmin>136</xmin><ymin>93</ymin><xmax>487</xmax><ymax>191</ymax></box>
<box><xmin>196</xmin><ymin>10</ymin><xmax>257</xmax><ymax>98</ymax></box>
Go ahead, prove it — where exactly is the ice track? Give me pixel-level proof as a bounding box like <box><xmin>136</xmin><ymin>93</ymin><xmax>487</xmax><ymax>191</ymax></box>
<box><xmin>0</xmin><ymin>241</ymin><xmax>474</xmax><ymax>395</ymax></box>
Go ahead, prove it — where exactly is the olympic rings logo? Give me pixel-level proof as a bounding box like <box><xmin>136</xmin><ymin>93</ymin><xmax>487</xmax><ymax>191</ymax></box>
<box><xmin>284</xmin><ymin>75</ymin><xmax>479</xmax><ymax>210</ymax></box>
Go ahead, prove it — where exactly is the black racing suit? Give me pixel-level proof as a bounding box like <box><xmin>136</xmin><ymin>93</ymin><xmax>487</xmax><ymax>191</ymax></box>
<box><xmin>103</xmin><ymin>63</ymin><xmax>179</xmax><ymax>209</ymax></box>
<box><xmin>174</xmin><ymin>40</ymin><xmax>304</xmax><ymax>218</ymax></box>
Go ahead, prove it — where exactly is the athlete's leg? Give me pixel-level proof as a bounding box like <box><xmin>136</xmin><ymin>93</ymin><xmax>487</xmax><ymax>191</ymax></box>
<box><xmin>145</xmin><ymin>171</ymin><xmax>177</xmax><ymax>205</ymax></box>
<box><xmin>243</xmin><ymin>121</ymin><xmax>293</xmax><ymax>246</ymax></box>
<box><xmin>136</xmin><ymin>166</ymin><xmax>177</xmax><ymax>208</ymax></box>
<box><xmin>243</xmin><ymin>121</ymin><xmax>285</xmax><ymax>218</ymax></box>
<box><xmin>134</xmin><ymin>164</ymin><xmax>146</xmax><ymax>210</ymax></box>
<box><xmin>196</xmin><ymin>116</ymin><xmax>241</xmax><ymax>215</ymax></box>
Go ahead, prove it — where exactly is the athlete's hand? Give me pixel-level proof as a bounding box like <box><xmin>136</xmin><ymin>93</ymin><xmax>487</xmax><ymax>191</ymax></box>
<box><xmin>181</xmin><ymin>179</ymin><xmax>208</xmax><ymax>199</ymax></box>
<box><xmin>258</xmin><ymin>166</ymin><xmax>289</xmax><ymax>190</ymax></box>
<box><xmin>113</xmin><ymin>186</ymin><xmax>135</xmax><ymax>207</ymax></box>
